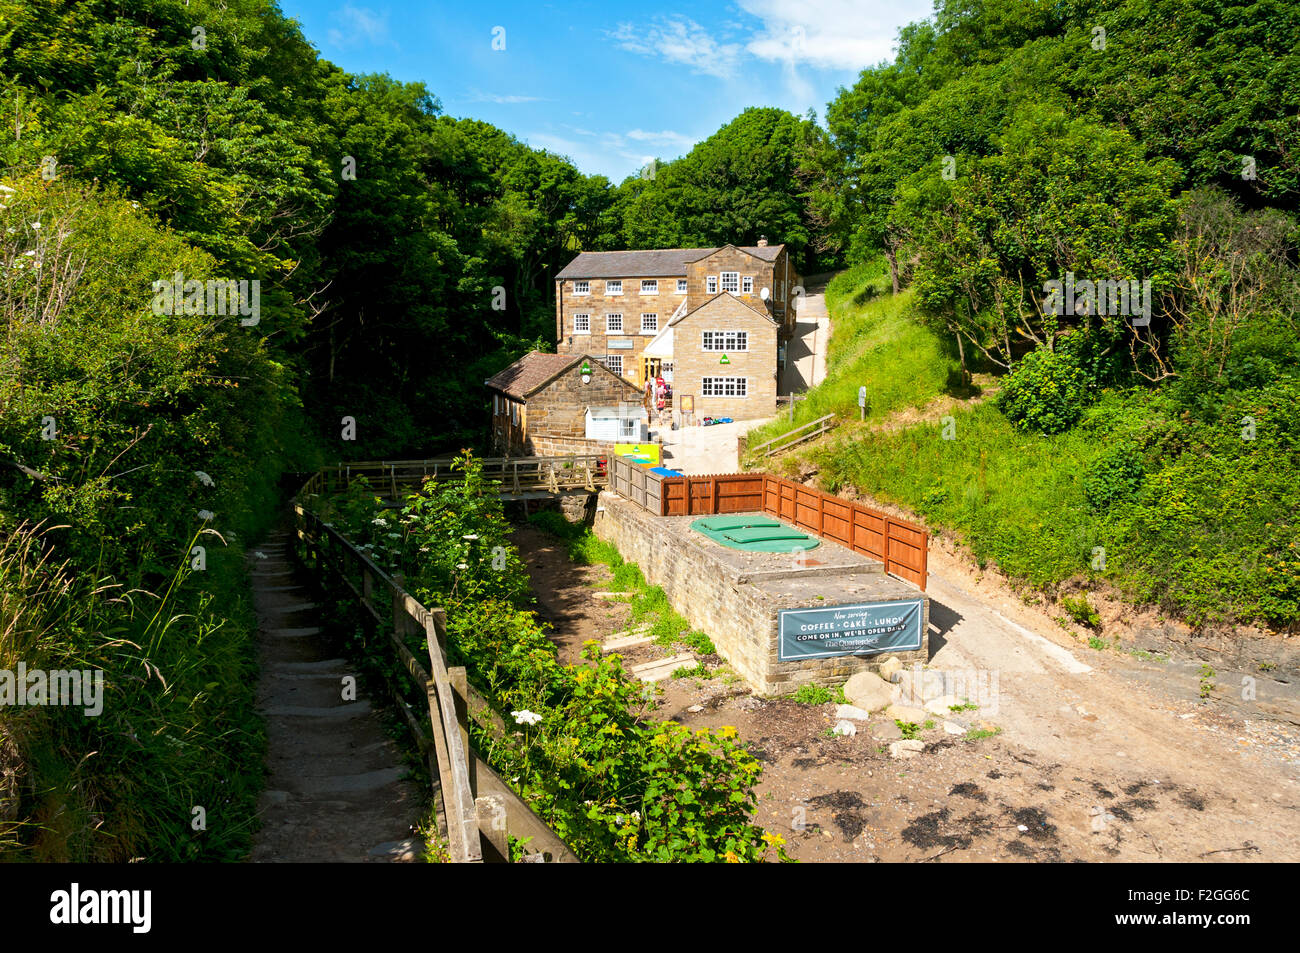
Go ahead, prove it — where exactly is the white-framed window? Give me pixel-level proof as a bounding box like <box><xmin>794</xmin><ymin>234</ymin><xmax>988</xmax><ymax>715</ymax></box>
<box><xmin>720</xmin><ymin>271</ymin><xmax>740</xmax><ymax>293</ymax></box>
<box><xmin>493</xmin><ymin>394</ymin><xmax>500</xmax><ymax>415</ymax></box>
<box><xmin>702</xmin><ymin>330</ymin><xmax>748</xmax><ymax>351</ymax></box>
<box><xmin>603</xmin><ymin>354</ymin><xmax>623</xmax><ymax>376</ymax></box>
<box><xmin>641</xmin><ymin>279</ymin><xmax>658</xmax><ymax>295</ymax></box>
<box><xmin>511</xmin><ymin>401</ymin><xmax>520</xmax><ymax>424</ymax></box>
<box><xmin>706</xmin><ymin>275</ymin><xmax>718</xmax><ymax>294</ymax></box>
<box><xmin>640</xmin><ymin>313</ymin><xmax>658</xmax><ymax>334</ymax></box>
<box><xmin>606</xmin><ymin>313</ymin><xmax>623</xmax><ymax>332</ymax></box>
<box><xmin>573</xmin><ymin>313</ymin><xmax>591</xmax><ymax>334</ymax></box>
<box><xmin>620</xmin><ymin>418</ymin><xmax>636</xmax><ymax>438</ymax></box>
<box><xmin>702</xmin><ymin>377</ymin><xmax>747</xmax><ymax>397</ymax></box>
<box><xmin>605</xmin><ymin>279</ymin><xmax>622</xmax><ymax>295</ymax></box>
<box><xmin>676</xmin><ymin>279</ymin><xmax>688</xmax><ymax>293</ymax></box>
<box><xmin>742</xmin><ymin>276</ymin><xmax>754</xmax><ymax>294</ymax></box>
<box><xmin>573</xmin><ymin>280</ymin><xmax>590</xmax><ymax>295</ymax></box>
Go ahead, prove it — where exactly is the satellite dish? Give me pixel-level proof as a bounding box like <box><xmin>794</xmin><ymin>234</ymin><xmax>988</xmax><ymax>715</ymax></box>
<box><xmin>760</xmin><ymin>287</ymin><xmax>770</xmax><ymax>300</ymax></box>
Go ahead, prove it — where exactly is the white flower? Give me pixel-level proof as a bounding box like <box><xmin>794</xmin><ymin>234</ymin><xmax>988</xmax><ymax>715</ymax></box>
<box><xmin>371</xmin><ymin>517</ymin><xmax>389</xmax><ymax>527</ymax></box>
<box><xmin>194</xmin><ymin>470</ymin><xmax>214</xmax><ymax>487</ymax></box>
<box><xmin>22</xmin><ymin>250</ymin><xmax>35</xmax><ymax>256</ymax></box>
<box><xmin>0</xmin><ymin>185</ymin><xmax>14</xmax><ymax>194</ymax></box>
<box><xmin>197</xmin><ymin>509</ymin><xmax>215</xmax><ymax>521</ymax></box>
<box><xmin>462</xmin><ymin>534</ymin><xmax>479</xmax><ymax>541</ymax></box>
<box><xmin>456</xmin><ymin>563</ymin><xmax>469</xmax><ymax>570</ymax></box>
<box><xmin>511</xmin><ymin>709</ymin><xmax>542</xmax><ymax>726</ymax></box>
<box><xmin>254</xmin><ymin>551</ymin><xmax>267</xmax><ymax>560</ymax></box>
<box><xmin>29</xmin><ymin>221</ymin><xmax>39</xmax><ymax>229</ymax></box>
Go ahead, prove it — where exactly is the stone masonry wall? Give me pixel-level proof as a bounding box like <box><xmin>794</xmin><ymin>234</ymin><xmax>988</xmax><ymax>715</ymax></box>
<box><xmin>593</xmin><ymin>491</ymin><xmax>928</xmax><ymax>695</ymax></box>
<box><xmin>673</xmin><ymin>294</ymin><xmax>778</xmax><ymax>421</ymax></box>
<box><xmin>555</xmin><ymin>275</ymin><xmax>687</xmax><ymax>384</ymax></box>
<box><xmin>526</xmin><ymin>361</ymin><xmax>641</xmax><ymax>440</ymax></box>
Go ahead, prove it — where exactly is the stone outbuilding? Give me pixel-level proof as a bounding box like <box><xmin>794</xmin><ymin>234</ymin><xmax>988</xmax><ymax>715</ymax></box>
<box><xmin>485</xmin><ymin>351</ymin><xmax>641</xmax><ymax>456</ymax></box>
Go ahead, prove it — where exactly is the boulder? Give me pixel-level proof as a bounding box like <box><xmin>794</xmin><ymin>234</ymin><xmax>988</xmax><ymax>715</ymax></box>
<box><xmin>943</xmin><ymin>720</ymin><xmax>967</xmax><ymax>736</ymax></box>
<box><xmin>885</xmin><ymin>704</ymin><xmax>927</xmax><ymax>724</ymax></box>
<box><xmin>843</xmin><ymin>671</ymin><xmax>893</xmax><ymax>713</ymax></box>
<box><xmin>835</xmin><ymin>704</ymin><xmax>874</xmax><ymax>721</ymax></box>
<box><xmin>924</xmin><ymin>694</ymin><xmax>961</xmax><ymax>716</ymax></box>
<box><xmin>877</xmin><ymin>656</ymin><xmax>903</xmax><ymax>683</ymax></box>
<box><xmin>872</xmin><ymin>721</ymin><xmax>903</xmax><ymax>741</ymax></box>
<box><xmin>888</xmin><ymin>739</ymin><xmax>925</xmax><ymax>759</ymax></box>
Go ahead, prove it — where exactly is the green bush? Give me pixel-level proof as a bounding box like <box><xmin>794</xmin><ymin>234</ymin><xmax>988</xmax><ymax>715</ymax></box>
<box><xmin>1082</xmin><ymin>444</ymin><xmax>1146</xmax><ymax>511</ymax></box>
<box><xmin>996</xmin><ymin>347</ymin><xmax>1092</xmax><ymax>435</ymax></box>
<box><xmin>1059</xmin><ymin>593</ymin><xmax>1101</xmax><ymax>629</ymax></box>
<box><xmin>792</xmin><ymin>684</ymin><xmax>833</xmax><ymax>705</ymax></box>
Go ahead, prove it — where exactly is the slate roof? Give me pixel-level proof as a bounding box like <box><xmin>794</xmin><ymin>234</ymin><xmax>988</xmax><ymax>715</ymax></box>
<box><xmin>483</xmin><ymin>351</ymin><xmax>582</xmax><ymax>399</ymax></box>
<box><xmin>555</xmin><ymin>244</ymin><xmax>784</xmax><ymax>280</ymax></box>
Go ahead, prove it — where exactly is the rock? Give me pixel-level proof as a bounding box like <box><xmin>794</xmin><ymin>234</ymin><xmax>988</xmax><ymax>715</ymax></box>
<box><xmin>686</xmin><ymin>704</ymin><xmax>704</xmax><ymax>713</ymax></box>
<box><xmin>872</xmin><ymin>721</ymin><xmax>903</xmax><ymax>740</ymax></box>
<box><xmin>885</xmin><ymin>704</ymin><xmax>927</xmax><ymax>724</ymax></box>
<box><xmin>368</xmin><ymin>838</ymin><xmax>422</xmax><ymax>862</ymax></box>
<box><xmin>925</xmin><ymin>695</ymin><xmax>961</xmax><ymax>716</ymax></box>
<box><xmin>831</xmin><ymin>720</ymin><xmax>857</xmax><ymax>737</ymax></box>
<box><xmin>943</xmin><ymin>720</ymin><xmax>967</xmax><ymax>736</ymax></box>
<box><xmin>843</xmin><ymin>671</ymin><xmax>894</xmax><ymax>713</ymax></box>
<box><xmin>877</xmin><ymin>656</ymin><xmax>903</xmax><ymax>682</ymax></box>
<box><xmin>834</xmin><ymin>704</ymin><xmax>873</xmax><ymax>721</ymax></box>
<box><xmin>733</xmin><ymin>696</ymin><xmax>763</xmax><ymax>711</ymax></box>
<box><xmin>888</xmin><ymin>739</ymin><xmax>925</xmax><ymax>759</ymax></box>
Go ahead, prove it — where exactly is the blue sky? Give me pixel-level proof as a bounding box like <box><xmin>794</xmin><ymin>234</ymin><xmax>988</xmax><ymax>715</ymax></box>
<box><xmin>278</xmin><ymin>1</ymin><xmax>935</xmax><ymax>182</ymax></box>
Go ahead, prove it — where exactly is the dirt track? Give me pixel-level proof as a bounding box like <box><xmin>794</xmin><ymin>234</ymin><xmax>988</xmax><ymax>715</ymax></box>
<box><xmin>515</xmin><ymin>521</ymin><xmax>1300</xmax><ymax>862</ymax></box>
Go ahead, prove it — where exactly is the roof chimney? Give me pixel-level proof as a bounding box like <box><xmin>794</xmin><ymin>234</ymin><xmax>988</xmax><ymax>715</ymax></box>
<box><xmin>757</xmin><ymin>236</ymin><xmax>769</xmax><ymax>247</ymax></box>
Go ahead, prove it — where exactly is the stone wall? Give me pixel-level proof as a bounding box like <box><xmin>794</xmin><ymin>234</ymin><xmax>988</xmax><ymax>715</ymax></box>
<box><xmin>527</xmin><ymin>434</ymin><xmax>613</xmax><ymax>457</ymax></box>
<box><xmin>526</xmin><ymin>360</ymin><xmax>641</xmax><ymax>443</ymax></box>
<box><xmin>555</xmin><ymin>274</ymin><xmax>688</xmax><ymax>384</ymax></box>
<box><xmin>593</xmin><ymin>491</ymin><xmax>928</xmax><ymax>695</ymax></box>
<box><xmin>686</xmin><ymin>246</ymin><xmax>784</xmax><ymax>322</ymax></box>
<box><xmin>673</xmin><ymin>294</ymin><xmax>778</xmax><ymax>421</ymax></box>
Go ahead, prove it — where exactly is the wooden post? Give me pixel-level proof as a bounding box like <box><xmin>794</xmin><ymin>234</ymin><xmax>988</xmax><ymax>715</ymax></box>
<box><xmin>476</xmin><ymin>794</ymin><xmax>510</xmax><ymax>863</ymax></box>
<box><xmin>711</xmin><ymin>477</ymin><xmax>719</xmax><ymax>514</ymax></box>
<box><xmin>391</xmin><ymin>463</ymin><xmax>398</xmax><ymax>499</ymax></box>
<box><xmin>449</xmin><ymin>665</ymin><xmax>475</xmax><ymax>794</ymax></box>
<box><xmin>816</xmin><ymin>491</ymin><xmax>824</xmax><ymax>535</ymax></box>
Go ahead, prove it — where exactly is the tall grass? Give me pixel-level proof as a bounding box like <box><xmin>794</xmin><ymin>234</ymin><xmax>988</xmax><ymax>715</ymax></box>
<box><xmin>745</xmin><ymin>257</ymin><xmax>963</xmax><ymax>455</ymax></box>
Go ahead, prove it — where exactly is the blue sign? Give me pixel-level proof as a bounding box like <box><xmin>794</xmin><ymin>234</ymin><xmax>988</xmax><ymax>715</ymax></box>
<box><xmin>778</xmin><ymin>600</ymin><xmax>924</xmax><ymax>661</ymax></box>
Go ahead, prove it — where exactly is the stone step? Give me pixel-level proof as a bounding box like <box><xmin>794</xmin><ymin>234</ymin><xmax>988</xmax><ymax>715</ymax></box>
<box><xmin>604</xmin><ymin>633</ymin><xmax>655</xmax><ymax>653</ymax></box>
<box><xmin>266</xmin><ymin>626</ymin><xmax>324</xmax><ymax>638</ymax></box>
<box><xmin>267</xmin><ymin>658</ymin><xmax>349</xmax><ymax>673</ymax></box>
<box><xmin>262</xmin><ymin>701</ymin><xmax>372</xmax><ymax>719</ymax></box>
<box><xmin>257</xmin><ymin>584</ymin><xmax>308</xmax><ymax>593</ymax></box>
<box><xmin>630</xmin><ymin>653</ymin><xmax>696</xmax><ymax>682</ymax></box>
<box><xmin>288</xmin><ymin>767</ymin><xmax>405</xmax><ymax>797</ymax></box>
<box><xmin>264</xmin><ymin>602</ymin><xmax>320</xmax><ymax>613</ymax></box>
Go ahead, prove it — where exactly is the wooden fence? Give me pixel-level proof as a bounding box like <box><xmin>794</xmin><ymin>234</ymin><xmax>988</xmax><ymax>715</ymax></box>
<box><xmin>300</xmin><ymin>455</ymin><xmax>607</xmax><ymax>499</ymax></box>
<box><xmin>610</xmin><ymin>454</ymin><xmax>666</xmax><ymax>513</ymax></box>
<box><xmin>615</xmin><ymin>469</ymin><xmax>928</xmax><ymax>590</ymax></box>
<box><xmin>746</xmin><ymin>413</ymin><xmax>836</xmax><ymax>458</ymax></box>
<box><xmin>290</xmin><ymin>502</ymin><xmax>579</xmax><ymax>863</ymax></box>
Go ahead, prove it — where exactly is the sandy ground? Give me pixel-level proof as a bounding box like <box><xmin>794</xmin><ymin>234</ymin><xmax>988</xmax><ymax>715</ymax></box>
<box><xmin>657</xmin><ymin>418</ymin><xmax>772</xmax><ymax>474</ymax></box>
<box><xmin>514</xmin><ymin>521</ymin><xmax>1300</xmax><ymax>863</ymax></box>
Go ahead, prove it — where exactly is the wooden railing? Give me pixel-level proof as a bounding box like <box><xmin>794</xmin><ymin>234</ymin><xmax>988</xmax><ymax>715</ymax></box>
<box><xmin>747</xmin><ymin>413</ymin><xmax>835</xmax><ymax>458</ymax></box>
<box><xmin>300</xmin><ymin>455</ymin><xmax>607</xmax><ymax>499</ymax></box>
<box><xmin>290</xmin><ymin>502</ymin><xmax>579</xmax><ymax>863</ymax></box>
<box><xmin>613</xmin><ymin>468</ymin><xmax>928</xmax><ymax>590</ymax></box>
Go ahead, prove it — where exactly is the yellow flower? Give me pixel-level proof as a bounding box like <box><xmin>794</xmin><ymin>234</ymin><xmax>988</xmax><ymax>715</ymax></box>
<box><xmin>724</xmin><ymin>850</ymin><xmax>740</xmax><ymax>863</ymax></box>
<box><xmin>762</xmin><ymin>832</ymin><xmax>786</xmax><ymax>847</ymax></box>
<box><xmin>718</xmin><ymin>725</ymin><xmax>738</xmax><ymax>739</ymax></box>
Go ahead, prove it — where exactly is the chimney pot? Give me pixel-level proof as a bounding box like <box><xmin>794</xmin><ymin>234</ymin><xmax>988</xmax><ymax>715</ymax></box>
<box><xmin>757</xmin><ymin>236</ymin><xmax>769</xmax><ymax>247</ymax></box>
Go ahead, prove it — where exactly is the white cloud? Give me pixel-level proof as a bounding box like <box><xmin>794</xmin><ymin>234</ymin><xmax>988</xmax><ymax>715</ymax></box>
<box><xmin>739</xmin><ymin>0</ymin><xmax>932</xmax><ymax>70</ymax></box>
<box><xmin>625</xmin><ymin>128</ymin><xmax>696</xmax><ymax>151</ymax></box>
<box><xmin>326</xmin><ymin>4</ymin><xmax>393</xmax><ymax>49</ymax></box>
<box><xmin>468</xmin><ymin>90</ymin><xmax>545</xmax><ymax>104</ymax></box>
<box><xmin>609</xmin><ymin>17</ymin><xmax>744</xmax><ymax>79</ymax></box>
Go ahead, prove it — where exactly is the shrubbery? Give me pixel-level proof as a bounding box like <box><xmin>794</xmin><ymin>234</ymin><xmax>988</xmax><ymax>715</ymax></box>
<box><xmin>996</xmin><ymin>347</ymin><xmax>1092</xmax><ymax>435</ymax></box>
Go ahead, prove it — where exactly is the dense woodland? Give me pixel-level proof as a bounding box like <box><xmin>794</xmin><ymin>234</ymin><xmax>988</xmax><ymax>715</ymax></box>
<box><xmin>0</xmin><ymin>0</ymin><xmax>1295</xmax><ymax>859</ymax></box>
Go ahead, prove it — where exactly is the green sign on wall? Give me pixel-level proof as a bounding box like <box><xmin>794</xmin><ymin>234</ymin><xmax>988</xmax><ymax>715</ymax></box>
<box><xmin>778</xmin><ymin>600</ymin><xmax>924</xmax><ymax>661</ymax></box>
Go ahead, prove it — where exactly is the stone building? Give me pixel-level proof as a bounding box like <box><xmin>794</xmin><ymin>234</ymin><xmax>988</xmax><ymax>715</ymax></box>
<box><xmin>552</xmin><ymin>240</ymin><xmax>799</xmax><ymax>397</ymax></box>
<box><xmin>485</xmin><ymin>351</ymin><xmax>641</xmax><ymax>456</ymax></box>
<box><xmin>669</xmin><ymin>292</ymin><xmax>779</xmax><ymax>421</ymax></box>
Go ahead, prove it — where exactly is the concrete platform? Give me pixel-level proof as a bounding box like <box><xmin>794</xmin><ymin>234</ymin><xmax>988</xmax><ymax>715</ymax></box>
<box><xmin>595</xmin><ymin>491</ymin><xmax>928</xmax><ymax>695</ymax></box>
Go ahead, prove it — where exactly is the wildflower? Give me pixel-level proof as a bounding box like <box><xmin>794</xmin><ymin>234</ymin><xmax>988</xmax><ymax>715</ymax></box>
<box><xmin>197</xmin><ymin>509</ymin><xmax>215</xmax><ymax>521</ymax></box>
<box><xmin>194</xmin><ymin>470</ymin><xmax>215</xmax><ymax>487</ymax></box>
<box><xmin>254</xmin><ymin>551</ymin><xmax>267</xmax><ymax>560</ymax></box>
<box><xmin>371</xmin><ymin>517</ymin><xmax>389</xmax><ymax>527</ymax></box>
<box><xmin>724</xmin><ymin>850</ymin><xmax>740</xmax><ymax>863</ymax></box>
<box><xmin>22</xmin><ymin>250</ymin><xmax>35</xmax><ymax>256</ymax></box>
<box><xmin>718</xmin><ymin>725</ymin><xmax>738</xmax><ymax>739</ymax></box>
<box><xmin>29</xmin><ymin>221</ymin><xmax>40</xmax><ymax>229</ymax></box>
<box><xmin>761</xmin><ymin>832</ymin><xmax>785</xmax><ymax>847</ymax></box>
<box><xmin>456</xmin><ymin>562</ymin><xmax>469</xmax><ymax>570</ymax></box>
<box><xmin>512</xmin><ymin>709</ymin><xmax>542</xmax><ymax>726</ymax></box>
